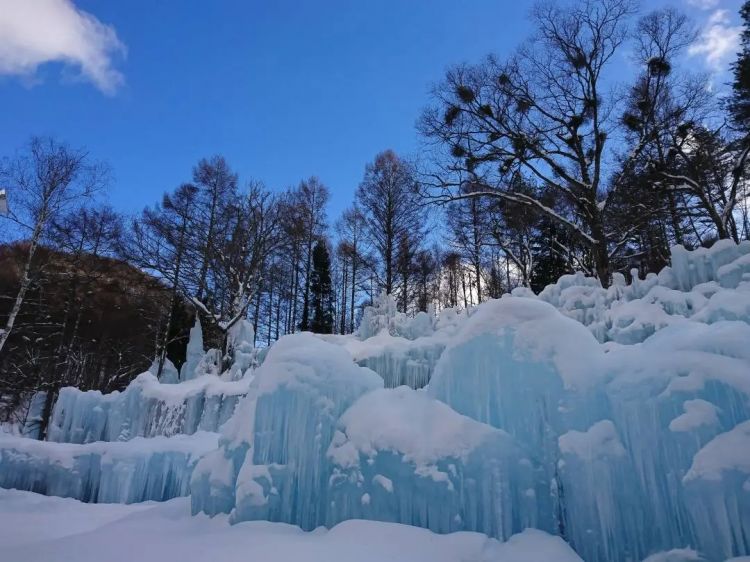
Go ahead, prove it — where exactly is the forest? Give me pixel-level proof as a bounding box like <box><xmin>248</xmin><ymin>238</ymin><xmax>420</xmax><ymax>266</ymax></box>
<box><xmin>1</xmin><ymin>0</ymin><xmax>749</xmax><ymax>433</ymax></box>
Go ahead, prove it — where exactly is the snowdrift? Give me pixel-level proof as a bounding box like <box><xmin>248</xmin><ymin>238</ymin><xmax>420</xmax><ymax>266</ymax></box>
<box><xmin>2</xmin><ymin>242</ymin><xmax>750</xmax><ymax>561</ymax></box>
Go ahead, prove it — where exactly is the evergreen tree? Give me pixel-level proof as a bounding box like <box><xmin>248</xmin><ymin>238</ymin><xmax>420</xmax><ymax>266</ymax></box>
<box><xmin>309</xmin><ymin>240</ymin><xmax>334</xmax><ymax>334</ymax></box>
<box><xmin>530</xmin><ymin>218</ymin><xmax>572</xmax><ymax>293</ymax></box>
<box><xmin>730</xmin><ymin>1</ymin><xmax>750</xmax><ymax>131</ymax></box>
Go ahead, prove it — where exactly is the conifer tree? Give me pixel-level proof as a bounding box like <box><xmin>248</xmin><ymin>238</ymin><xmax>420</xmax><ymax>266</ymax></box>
<box><xmin>730</xmin><ymin>1</ymin><xmax>750</xmax><ymax>131</ymax></box>
<box><xmin>309</xmin><ymin>240</ymin><xmax>334</xmax><ymax>334</ymax></box>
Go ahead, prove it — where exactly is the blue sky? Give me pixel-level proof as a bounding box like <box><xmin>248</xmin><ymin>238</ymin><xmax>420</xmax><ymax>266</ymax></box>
<box><xmin>0</xmin><ymin>0</ymin><xmax>744</xmax><ymax>220</ymax></box>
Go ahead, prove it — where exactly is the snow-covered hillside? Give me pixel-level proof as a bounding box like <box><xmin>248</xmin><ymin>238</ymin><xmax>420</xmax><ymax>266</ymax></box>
<box><xmin>2</xmin><ymin>241</ymin><xmax>750</xmax><ymax>561</ymax></box>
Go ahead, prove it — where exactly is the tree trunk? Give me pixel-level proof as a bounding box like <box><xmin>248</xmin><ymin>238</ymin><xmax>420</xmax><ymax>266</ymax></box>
<box><xmin>38</xmin><ymin>387</ymin><xmax>58</xmax><ymax>441</ymax></box>
<box><xmin>350</xmin><ymin>256</ymin><xmax>357</xmax><ymax>333</ymax></box>
<box><xmin>590</xmin><ymin>218</ymin><xmax>611</xmax><ymax>287</ymax></box>
<box><xmin>0</xmin><ymin>220</ymin><xmax>43</xmax><ymax>354</ymax></box>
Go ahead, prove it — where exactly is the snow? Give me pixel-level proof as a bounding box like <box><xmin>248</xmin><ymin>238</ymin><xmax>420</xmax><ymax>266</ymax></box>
<box><xmin>329</xmin><ymin>386</ymin><xmax>499</xmax><ymax>468</ymax></box>
<box><xmin>684</xmin><ymin>421</ymin><xmax>750</xmax><ymax>483</ymax></box>
<box><xmin>641</xmin><ymin>549</ymin><xmax>704</xmax><ymax>562</ymax></box>
<box><xmin>0</xmin><ymin>490</ymin><xmax>583</xmax><ymax>562</ymax></box>
<box><xmin>372</xmin><ymin>474</ymin><xmax>393</xmax><ymax>492</ymax></box>
<box><xmin>669</xmin><ymin>400</ymin><xmax>720</xmax><ymax>432</ymax></box>
<box><xmin>558</xmin><ymin>420</ymin><xmax>626</xmax><ymax>462</ymax></box>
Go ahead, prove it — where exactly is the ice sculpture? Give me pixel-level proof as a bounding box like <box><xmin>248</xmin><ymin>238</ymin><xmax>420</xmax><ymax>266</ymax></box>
<box><xmin>340</xmin><ymin>293</ymin><xmax>464</xmax><ymax>388</ymax></box>
<box><xmin>682</xmin><ymin>421</ymin><xmax>750</xmax><ymax>561</ymax></box>
<box><xmin>427</xmin><ymin>296</ymin><xmax>606</xmax><ymax>443</ymax></box>
<box><xmin>19</xmin><ymin>391</ymin><xmax>47</xmax><ymax>440</ymax></box>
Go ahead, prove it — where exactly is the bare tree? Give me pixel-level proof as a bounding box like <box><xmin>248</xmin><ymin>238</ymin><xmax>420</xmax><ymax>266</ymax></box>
<box><xmin>191</xmin><ymin>182</ymin><xmax>282</xmax><ymax>358</ymax></box>
<box><xmin>335</xmin><ymin>205</ymin><xmax>369</xmax><ymax>333</ymax></box>
<box><xmin>446</xmin><ymin>182</ymin><xmax>490</xmax><ymax>301</ymax></box>
<box><xmin>192</xmin><ymin>156</ymin><xmax>238</xmax><ymax>303</ymax></box>
<box><xmin>121</xmin><ymin>183</ymin><xmax>199</xmax><ymax>376</ymax></box>
<box><xmin>356</xmin><ymin>150</ymin><xmax>425</xmax><ymax>303</ymax></box>
<box><xmin>660</xmin><ymin>125</ymin><xmax>749</xmax><ymax>242</ymax></box>
<box><xmin>0</xmin><ymin>137</ymin><xmax>106</xmax><ymax>354</ymax></box>
<box><xmin>420</xmin><ymin>0</ymin><xmax>635</xmax><ymax>285</ymax></box>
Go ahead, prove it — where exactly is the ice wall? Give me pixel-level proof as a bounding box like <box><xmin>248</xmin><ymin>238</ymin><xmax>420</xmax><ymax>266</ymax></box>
<box><xmin>0</xmin><ymin>321</ymin><xmax>256</xmax><ymax>506</ymax></box>
<box><xmin>424</xmin><ymin>265</ymin><xmax>750</xmax><ymax>560</ymax></box>
<box><xmin>0</xmin><ymin>431</ymin><xmax>217</xmax><ymax>503</ymax></box>
<box><xmin>335</xmin><ymin>293</ymin><xmax>466</xmax><ymax>389</ymax></box>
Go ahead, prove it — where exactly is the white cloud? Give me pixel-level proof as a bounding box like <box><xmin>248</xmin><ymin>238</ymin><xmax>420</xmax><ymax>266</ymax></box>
<box><xmin>0</xmin><ymin>0</ymin><xmax>125</xmax><ymax>94</ymax></box>
<box><xmin>688</xmin><ymin>9</ymin><xmax>741</xmax><ymax>72</ymax></box>
<box><xmin>686</xmin><ymin>0</ymin><xmax>720</xmax><ymax>10</ymax></box>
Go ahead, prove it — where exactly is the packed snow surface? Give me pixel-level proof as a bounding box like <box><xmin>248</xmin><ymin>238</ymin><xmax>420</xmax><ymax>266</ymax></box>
<box><xmin>0</xmin><ymin>490</ymin><xmax>583</xmax><ymax>562</ymax></box>
<box><xmin>2</xmin><ymin>242</ymin><xmax>750</xmax><ymax>561</ymax></box>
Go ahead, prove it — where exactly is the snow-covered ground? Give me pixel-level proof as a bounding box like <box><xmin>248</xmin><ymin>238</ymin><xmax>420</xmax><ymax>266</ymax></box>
<box><xmin>0</xmin><ymin>489</ymin><xmax>582</xmax><ymax>562</ymax></box>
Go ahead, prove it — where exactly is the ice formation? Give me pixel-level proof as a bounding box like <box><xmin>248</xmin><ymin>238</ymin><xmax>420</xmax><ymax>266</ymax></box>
<box><xmin>326</xmin><ymin>386</ymin><xmax>549</xmax><ymax>538</ymax></box>
<box><xmin>48</xmin><ymin>372</ymin><xmax>251</xmax><ymax>443</ymax></box>
<box><xmin>2</xmin><ymin>241</ymin><xmax>750</xmax><ymax>561</ymax></box>
<box><xmin>190</xmin><ymin>332</ymin><xmax>383</xmax><ymax>529</ymax></box>
<box><xmin>180</xmin><ymin>317</ymin><xmax>205</xmax><ymax>382</ymax></box>
<box><xmin>0</xmin><ymin>432</ymin><xmax>217</xmax><ymax>503</ymax></box>
<box><xmin>0</xmin><ymin>319</ymin><xmax>255</xmax><ymax>504</ymax></box>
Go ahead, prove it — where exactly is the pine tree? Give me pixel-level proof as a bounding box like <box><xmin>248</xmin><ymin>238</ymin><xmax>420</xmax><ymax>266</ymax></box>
<box><xmin>730</xmin><ymin>1</ymin><xmax>750</xmax><ymax>131</ymax></box>
<box><xmin>309</xmin><ymin>240</ymin><xmax>334</xmax><ymax>334</ymax></box>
